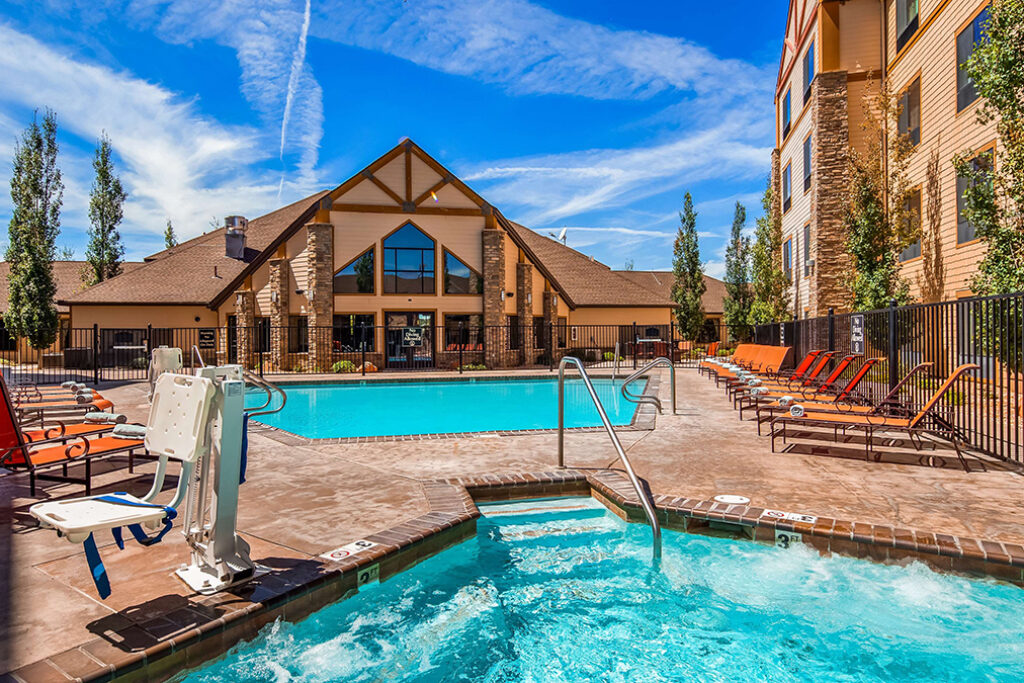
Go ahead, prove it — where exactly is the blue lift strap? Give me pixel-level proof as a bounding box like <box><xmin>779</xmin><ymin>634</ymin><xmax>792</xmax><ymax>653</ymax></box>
<box><xmin>81</xmin><ymin>494</ymin><xmax>177</xmax><ymax>599</ymax></box>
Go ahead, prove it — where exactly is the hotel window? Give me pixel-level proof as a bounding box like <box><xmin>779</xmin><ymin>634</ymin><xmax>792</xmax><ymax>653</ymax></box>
<box><xmin>288</xmin><ymin>315</ymin><xmax>308</xmax><ymax>353</ymax></box>
<box><xmin>802</xmin><ymin>136</ymin><xmax>812</xmax><ymax>192</ymax></box>
<box><xmin>444</xmin><ymin>314</ymin><xmax>484</xmax><ymax>349</ymax></box>
<box><xmin>781</xmin><ymin>89</ymin><xmax>791</xmax><ymax>138</ymax></box>
<box><xmin>782</xmin><ymin>163</ymin><xmax>792</xmax><ymax>213</ymax></box>
<box><xmin>899</xmin><ymin>189</ymin><xmax>922</xmax><ymax>261</ymax></box>
<box><xmin>783</xmin><ymin>238</ymin><xmax>792</xmax><ymax>282</ymax></box>
<box><xmin>957</xmin><ymin>148</ymin><xmax>994</xmax><ymax>244</ymax></box>
<box><xmin>557</xmin><ymin>317</ymin><xmax>568</xmax><ymax>347</ymax></box>
<box><xmin>443</xmin><ymin>249</ymin><xmax>483</xmax><ymax>294</ymax></box>
<box><xmin>332</xmin><ymin>314</ymin><xmax>375</xmax><ymax>351</ymax></box>
<box><xmin>802</xmin><ymin>224</ymin><xmax>811</xmax><ymax>275</ymax></box>
<box><xmin>507</xmin><ymin>315</ymin><xmax>521</xmax><ymax>350</ymax></box>
<box><xmin>898</xmin><ymin>77</ymin><xmax>921</xmax><ymax>146</ymax></box>
<box><xmin>956</xmin><ymin>6</ymin><xmax>990</xmax><ymax>112</ymax></box>
<box><xmin>334</xmin><ymin>248</ymin><xmax>374</xmax><ymax>294</ymax></box>
<box><xmin>896</xmin><ymin>0</ymin><xmax>919</xmax><ymax>52</ymax></box>
<box><xmin>382</xmin><ymin>223</ymin><xmax>435</xmax><ymax>294</ymax></box>
<box><xmin>802</xmin><ymin>42</ymin><xmax>815</xmax><ymax>101</ymax></box>
<box><xmin>254</xmin><ymin>317</ymin><xmax>270</xmax><ymax>353</ymax></box>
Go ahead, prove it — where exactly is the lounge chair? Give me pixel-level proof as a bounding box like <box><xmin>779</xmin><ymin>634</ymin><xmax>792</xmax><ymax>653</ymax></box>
<box><xmin>728</xmin><ymin>350</ymin><xmax>834</xmax><ymax>396</ymax></box>
<box><xmin>736</xmin><ymin>354</ymin><xmax>866</xmax><ymax>417</ymax></box>
<box><xmin>769</xmin><ymin>364</ymin><xmax>979</xmax><ymax>470</ymax></box>
<box><xmin>14</xmin><ymin>393</ymin><xmax>115</xmax><ymax>425</ymax></box>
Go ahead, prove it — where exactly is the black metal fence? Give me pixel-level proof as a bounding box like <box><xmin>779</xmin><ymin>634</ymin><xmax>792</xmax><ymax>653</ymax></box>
<box><xmin>753</xmin><ymin>292</ymin><xmax>1024</xmax><ymax>464</ymax></box>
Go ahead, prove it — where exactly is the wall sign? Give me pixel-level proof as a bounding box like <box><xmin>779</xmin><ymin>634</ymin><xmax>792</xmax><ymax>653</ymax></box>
<box><xmin>401</xmin><ymin>327</ymin><xmax>424</xmax><ymax>348</ymax></box>
<box><xmin>198</xmin><ymin>328</ymin><xmax>216</xmax><ymax>349</ymax></box>
<box><xmin>850</xmin><ymin>314</ymin><xmax>865</xmax><ymax>355</ymax></box>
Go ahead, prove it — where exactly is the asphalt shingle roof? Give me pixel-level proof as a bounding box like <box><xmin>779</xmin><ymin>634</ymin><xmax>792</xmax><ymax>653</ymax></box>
<box><xmin>615</xmin><ymin>270</ymin><xmax>726</xmax><ymax>315</ymax></box>
<box><xmin>0</xmin><ymin>261</ymin><xmax>143</xmax><ymax>314</ymax></box>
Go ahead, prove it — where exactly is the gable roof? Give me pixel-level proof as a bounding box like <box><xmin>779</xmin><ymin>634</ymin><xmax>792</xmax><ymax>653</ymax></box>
<box><xmin>63</xmin><ymin>191</ymin><xmax>328</xmax><ymax>307</ymax></box>
<box><xmin>614</xmin><ymin>270</ymin><xmax>726</xmax><ymax>315</ymax></box>
<box><xmin>0</xmin><ymin>261</ymin><xmax>143</xmax><ymax>314</ymax></box>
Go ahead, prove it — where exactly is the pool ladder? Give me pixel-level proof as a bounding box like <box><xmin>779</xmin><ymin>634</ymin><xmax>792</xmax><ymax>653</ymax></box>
<box><xmin>620</xmin><ymin>357</ymin><xmax>676</xmax><ymax>415</ymax></box>
<box><xmin>557</xmin><ymin>357</ymin><xmax>662</xmax><ymax>564</ymax></box>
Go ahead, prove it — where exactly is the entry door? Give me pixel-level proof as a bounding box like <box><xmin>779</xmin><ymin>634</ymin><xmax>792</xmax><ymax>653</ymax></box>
<box><xmin>385</xmin><ymin>312</ymin><xmax>434</xmax><ymax>369</ymax></box>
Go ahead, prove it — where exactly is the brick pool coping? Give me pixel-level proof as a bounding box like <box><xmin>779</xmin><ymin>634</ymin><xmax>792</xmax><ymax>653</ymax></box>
<box><xmin>11</xmin><ymin>467</ymin><xmax>1024</xmax><ymax>682</ymax></box>
<box><xmin>250</xmin><ymin>373</ymin><xmax>660</xmax><ymax>445</ymax></box>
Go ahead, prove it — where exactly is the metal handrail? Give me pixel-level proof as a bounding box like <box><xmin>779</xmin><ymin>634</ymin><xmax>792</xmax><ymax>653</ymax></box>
<box><xmin>191</xmin><ymin>345</ymin><xmax>206</xmax><ymax>368</ymax></box>
<box><xmin>612</xmin><ymin>342</ymin><xmax>621</xmax><ymax>383</ymax></box>
<box><xmin>241</xmin><ymin>369</ymin><xmax>287</xmax><ymax>417</ymax></box>
<box><xmin>621</xmin><ymin>357</ymin><xmax>676</xmax><ymax>415</ymax></box>
<box><xmin>557</xmin><ymin>356</ymin><xmax>662</xmax><ymax>563</ymax></box>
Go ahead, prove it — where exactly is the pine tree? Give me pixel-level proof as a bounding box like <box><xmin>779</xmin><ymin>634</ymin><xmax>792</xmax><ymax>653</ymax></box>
<box><xmin>164</xmin><ymin>219</ymin><xmax>178</xmax><ymax>249</ymax></box>
<box><xmin>671</xmin><ymin>192</ymin><xmax>706</xmax><ymax>340</ymax></box>
<box><xmin>723</xmin><ymin>201</ymin><xmax>753</xmax><ymax>339</ymax></box>
<box><xmin>4</xmin><ymin>109</ymin><xmax>63</xmax><ymax>350</ymax></box>
<box><xmin>85</xmin><ymin>132</ymin><xmax>126</xmax><ymax>284</ymax></box>
<box><xmin>750</xmin><ymin>178</ymin><xmax>790</xmax><ymax>324</ymax></box>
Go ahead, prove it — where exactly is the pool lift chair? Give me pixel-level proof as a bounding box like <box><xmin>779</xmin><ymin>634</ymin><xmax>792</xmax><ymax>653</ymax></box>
<box><xmin>30</xmin><ymin>365</ymin><xmax>268</xmax><ymax>598</ymax></box>
<box><xmin>147</xmin><ymin>345</ymin><xmax>184</xmax><ymax>401</ymax></box>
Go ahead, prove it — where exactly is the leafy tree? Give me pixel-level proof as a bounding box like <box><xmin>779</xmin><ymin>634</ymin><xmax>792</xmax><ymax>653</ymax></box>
<box><xmin>723</xmin><ymin>201</ymin><xmax>753</xmax><ymax>339</ymax></box>
<box><xmin>85</xmin><ymin>132</ymin><xmax>126</xmax><ymax>283</ymax></box>
<box><xmin>58</xmin><ymin>246</ymin><xmax>75</xmax><ymax>260</ymax></box>
<box><xmin>750</xmin><ymin>178</ymin><xmax>790</xmax><ymax>323</ymax></box>
<box><xmin>917</xmin><ymin>146</ymin><xmax>945</xmax><ymax>303</ymax></box>
<box><xmin>4</xmin><ymin>109</ymin><xmax>63</xmax><ymax>349</ymax></box>
<box><xmin>164</xmin><ymin>219</ymin><xmax>178</xmax><ymax>249</ymax></box>
<box><xmin>845</xmin><ymin>79</ymin><xmax>914</xmax><ymax>311</ymax></box>
<box><xmin>955</xmin><ymin>0</ymin><xmax>1024</xmax><ymax>295</ymax></box>
<box><xmin>671</xmin><ymin>192</ymin><xmax>706</xmax><ymax>339</ymax></box>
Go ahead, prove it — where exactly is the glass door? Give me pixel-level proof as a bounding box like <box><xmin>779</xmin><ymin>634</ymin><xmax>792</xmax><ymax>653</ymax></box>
<box><xmin>385</xmin><ymin>312</ymin><xmax>435</xmax><ymax>369</ymax></box>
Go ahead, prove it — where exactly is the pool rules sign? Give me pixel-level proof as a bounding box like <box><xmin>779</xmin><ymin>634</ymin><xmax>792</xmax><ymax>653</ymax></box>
<box><xmin>850</xmin><ymin>314</ymin><xmax>865</xmax><ymax>355</ymax></box>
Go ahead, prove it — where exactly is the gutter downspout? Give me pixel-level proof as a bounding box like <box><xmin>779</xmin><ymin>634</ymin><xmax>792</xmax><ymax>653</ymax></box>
<box><xmin>880</xmin><ymin>0</ymin><xmax>890</xmax><ymax>225</ymax></box>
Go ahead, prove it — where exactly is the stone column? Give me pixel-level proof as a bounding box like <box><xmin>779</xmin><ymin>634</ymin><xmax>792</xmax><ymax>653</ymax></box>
<box><xmin>543</xmin><ymin>290</ymin><xmax>558</xmax><ymax>361</ymax></box>
<box><xmin>516</xmin><ymin>262</ymin><xmax>534</xmax><ymax>366</ymax></box>
<box><xmin>234</xmin><ymin>290</ymin><xmax>255</xmax><ymax>369</ymax></box>
<box><xmin>482</xmin><ymin>229</ymin><xmax>506</xmax><ymax>368</ymax></box>
<box><xmin>306</xmin><ymin>222</ymin><xmax>334</xmax><ymax>371</ymax></box>
<box><xmin>812</xmin><ymin>71</ymin><xmax>851</xmax><ymax>315</ymax></box>
<box><xmin>268</xmin><ymin>257</ymin><xmax>290</xmax><ymax>370</ymax></box>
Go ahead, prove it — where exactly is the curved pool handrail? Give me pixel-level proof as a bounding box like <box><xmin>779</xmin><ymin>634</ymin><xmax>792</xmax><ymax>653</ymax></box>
<box><xmin>242</xmin><ymin>369</ymin><xmax>287</xmax><ymax>418</ymax></box>
<box><xmin>558</xmin><ymin>356</ymin><xmax>662</xmax><ymax>563</ymax></box>
<box><xmin>621</xmin><ymin>357</ymin><xmax>676</xmax><ymax>415</ymax></box>
<box><xmin>191</xmin><ymin>345</ymin><xmax>206</xmax><ymax>368</ymax></box>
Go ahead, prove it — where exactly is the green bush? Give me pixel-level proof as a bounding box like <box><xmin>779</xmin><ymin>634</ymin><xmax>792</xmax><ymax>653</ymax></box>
<box><xmin>332</xmin><ymin>360</ymin><xmax>357</xmax><ymax>373</ymax></box>
<box><xmin>130</xmin><ymin>356</ymin><xmax>149</xmax><ymax>369</ymax></box>
<box><xmin>458</xmin><ymin>363</ymin><xmax>487</xmax><ymax>371</ymax></box>
<box><xmin>602</xmin><ymin>351</ymin><xmax>625</xmax><ymax>362</ymax></box>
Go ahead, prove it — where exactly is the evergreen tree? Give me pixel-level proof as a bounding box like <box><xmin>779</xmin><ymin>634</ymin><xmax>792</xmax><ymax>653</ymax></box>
<box><xmin>750</xmin><ymin>178</ymin><xmax>790</xmax><ymax>323</ymax></box>
<box><xmin>85</xmin><ymin>132</ymin><xmax>126</xmax><ymax>283</ymax></box>
<box><xmin>164</xmin><ymin>218</ymin><xmax>178</xmax><ymax>249</ymax></box>
<box><xmin>4</xmin><ymin>109</ymin><xmax>63</xmax><ymax>349</ymax></box>
<box><xmin>723</xmin><ymin>201</ymin><xmax>753</xmax><ymax>339</ymax></box>
<box><xmin>671</xmin><ymin>192</ymin><xmax>706</xmax><ymax>340</ymax></box>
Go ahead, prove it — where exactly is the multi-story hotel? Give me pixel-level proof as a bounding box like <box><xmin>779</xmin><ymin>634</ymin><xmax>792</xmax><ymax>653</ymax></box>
<box><xmin>774</xmin><ymin>0</ymin><xmax>999</xmax><ymax>317</ymax></box>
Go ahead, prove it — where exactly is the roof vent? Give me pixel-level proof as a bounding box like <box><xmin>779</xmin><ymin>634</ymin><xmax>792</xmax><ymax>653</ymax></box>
<box><xmin>225</xmin><ymin>216</ymin><xmax>247</xmax><ymax>260</ymax></box>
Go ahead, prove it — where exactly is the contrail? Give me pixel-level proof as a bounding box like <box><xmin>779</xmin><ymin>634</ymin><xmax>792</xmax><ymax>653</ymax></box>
<box><xmin>278</xmin><ymin>0</ymin><xmax>312</xmax><ymax>199</ymax></box>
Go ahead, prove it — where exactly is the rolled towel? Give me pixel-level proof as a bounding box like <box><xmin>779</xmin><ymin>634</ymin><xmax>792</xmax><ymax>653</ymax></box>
<box><xmin>111</xmin><ymin>423</ymin><xmax>147</xmax><ymax>439</ymax></box>
<box><xmin>75</xmin><ymin>394</ymin><xmax>97</xmax><ymax>404</ymax></box>
<box><xmin>778</xmin><ymin>395</ymin><xmax>794</xmax><ymax>407</ymax></box>
<box><xmin>750</xmin><ymin>387</ymin><xmax>766</xmax><ymax>397</ymax></box>
<box><xmin>789</xmin><ymin>404</ymin><xmax>805</xmax><ymax>417</ymax></box>
<box><xmin>61</xmin><ymin>380</ymin><xmax>76</xmax><ymax>388</ymax></box>
<box><xmin>747</xmin><ymin>378</ymin><xmax>762</xmax><ymax>387</ymax></box>
<box><xmin>75</xmin><ymin>388</ymin><xmax>95</xmax><ymax>397</ymax></box>
<box><xmin>85</xmin><ymin>411</ymin><xmax>127</xmax><ymax>424</ymax></box>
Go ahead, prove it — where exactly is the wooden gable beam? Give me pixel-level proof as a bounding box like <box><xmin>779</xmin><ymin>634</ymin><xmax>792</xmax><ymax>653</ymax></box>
<box><xmin>413</xmin><ymin>176</ymin><xmax>452</xmax><ymax>206</ymax></box>
<box><xmin>331</xmin><ymin>203</ymin><xmax>484</xmax><ymax>217</ymax></box>
<box><xmin>328</xmin><ymin>144</ymin><xmax>405</xmax><ymax>203</ymax></box>
<box><xmin>363</xmin><ymin>170</ymin><xmax>404</xmax><ymax>206</ymax></box>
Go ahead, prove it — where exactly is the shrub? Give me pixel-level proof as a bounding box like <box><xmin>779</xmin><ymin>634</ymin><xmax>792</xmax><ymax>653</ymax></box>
<box><xmin>332</xmin><ymin>360</ymin><xmax>357</xmax><ymax>373</ymax></box>
<box><xmin>602</xmin><ymin>351</ymin><xmax>625</xmax><ymax>362</ymax></box>
<box><xmin>458</xmin><ymin>363</ymin><xmax>487</xmax><ymax>371</ymax></box>
<box><xmin>130</xmin><ymin>356</ymin><xmax>148</xmax><ymax>369</ymax></box>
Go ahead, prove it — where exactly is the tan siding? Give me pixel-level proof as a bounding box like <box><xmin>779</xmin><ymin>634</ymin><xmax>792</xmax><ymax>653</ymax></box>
<box><xmin>374</xmin><ymin>155</ymin><xmax>407</xmax><ymax>199</ymax></box>
<box><xmin>409</xmin><ymin>154</ymin><xmax>441</xmax><ymax>199</ymax></box>
<box><xmin>335</xmin><ymin>177</ymin><xmax>400</xmax><ymax>206</ymax></box>
<box><xmin>838</xmin><ymin>0</ymin><xmax>882</xmax><ymax>73</ymax></box>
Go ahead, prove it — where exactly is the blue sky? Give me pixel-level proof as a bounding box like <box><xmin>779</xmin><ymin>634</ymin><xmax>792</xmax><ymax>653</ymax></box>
<box><xmin>0</xmin><ymin>0</ymin><xmax>785</xmax><ymax>276</ymax></box>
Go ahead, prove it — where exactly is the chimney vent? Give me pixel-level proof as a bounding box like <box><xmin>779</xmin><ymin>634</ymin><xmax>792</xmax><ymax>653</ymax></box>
<box><xmin>225</xmin><ymin>215</ymin><xmax>247</xmax><ymax>259</ymax></box>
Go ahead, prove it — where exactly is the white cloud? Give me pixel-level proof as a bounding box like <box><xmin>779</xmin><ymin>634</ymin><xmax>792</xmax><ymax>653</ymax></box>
<box><xmin>0</xmin><ymin>23</ymin><xmax>284</xmax><ymax>253</ymax></box>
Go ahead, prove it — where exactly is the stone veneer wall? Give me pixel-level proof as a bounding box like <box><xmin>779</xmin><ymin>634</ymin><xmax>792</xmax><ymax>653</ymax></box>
<box><xmin>234</xmin><ymin>290</ymin><xmax>255</xmax><ymax>366</ymax></box>
<box><xmin>516</xmin><ymin>262</ymin><xmax>534</xmax><ymax>365</ymax></box>
<box><xmin>306</xmin><ymin>223</ymin><xmax>334</xmax><ymax>370</ymax></box>
<box><xmin>811</xmin><ymin>71</ymin><xmax>852</xmax><ymax>315</ymax></box>
<box><xmin>482</xmin><ymin>229</ymin><xmax>506</xmax><ymax>368</ymax></box>
<box><xmin>268</xmin><ymin>257</ymin><xmax>290</xmax><ymax>371</ymax></box>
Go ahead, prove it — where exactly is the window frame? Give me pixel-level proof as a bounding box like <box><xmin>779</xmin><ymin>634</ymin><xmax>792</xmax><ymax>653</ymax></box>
<box><xmin>783</xmin><ymin>237</ymin><xmax>793</xmax><ymax>283</ymax></box>
<box><xmin>956</xmin><ymin>141</ymin><xmax>996</xmax><ymax>247</ymax></box>
<box><xmin>380</xmin><ymin>221</ymin><xmax>437</xmax><ymax>295</ymax></box>
<box><xmin>782</xmin><ymin>162</ymin><xmax>792</xmax><ymax>213</ymax></box>
<box><xmin>802</xmin><ymin>223</ymin><xmax>812</xmax><ymax>277</ymax></box>
<box><xmin>955</xmin><ymin>2</ymin><xmax>991</xmax><ymax>114</ymax></box>
<box><xmin>896</xmin><ymin>0</ymin><xmax>920</xmax><ymax>53</ymax></box>
<box><xmin>781</xmin><ymin>89</ymin><xmax>792</xmax><ymax>139</ymax></box>
<box><xmin>898</xmin><ymin>186</ymin><xmax>923</xmax><ymax>262</ymax></box>
<box><xmin>802</xmin><ymin>135</ymin><xmax>812</xmax><ymax>193</ymax></box>
<box><xmin>332</xmin><ymin>313</ymin><xmax>376</xmax><ymax>352</ymax></box>
<box><xmin>897</xmin><ymin>74</ymin><xmax>922</xmax><ymax>147</ymax></box>
<box><xmin>333</xmin><ymin>246</ymin><xmax>376</xmax><ymax>295</ymax></box>
<box><xmin>441</xmin><ymin>247</ymin><xmax>484</xmax><ymax>296</ymax></box>
<box><xmin>288</xmin><ymin>315</ymin><xmax>308</xmax><ymax>353</ymax></box>
<box><xmin>443</xmin><ymin>313</ymin><xmax>484</xmax><ymax>349</ymax></box>
<box><xmin>802</xmin><ymin>41</ymin><xmax>815</xmax><ymax>102</ymax></box>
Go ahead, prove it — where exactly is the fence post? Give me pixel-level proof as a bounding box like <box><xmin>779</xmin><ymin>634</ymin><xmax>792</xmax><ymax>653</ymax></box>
<box><xmin>92</xmin><ymin>323</ymin><xmax>100</xmax><ymax>385</ymax></box>
<box><xmin>887</xmin><ymin>299</ymin><xmax>899</xmax><ymax>390</ymax></box>
<box><xmin>459</xmin><ymin>322</ymin><xmax>464</xmax><ymax>373</ymax></box>
<box><xmin>669</xmin><ymin>321</ymin><xmax>675</xmax><ymax>364</ymax></box>
<box><xmin>361</xmin><ymin>324</ymin><xmax>367</xmax><ymax>376</ymax></box>
<box><xmin>147</xmin><ymin>323</ymin><xmax>152</xmax><ymax>353</ymax></box>
<box><xmin>632</xmin><ymin>321</ymin><xmax>638</xmax><ymax>370</ymax></box>
<box><xmin>827</xmin><ymin>308</ymin><xmax>835</xmax><ymax>352</ymax></box>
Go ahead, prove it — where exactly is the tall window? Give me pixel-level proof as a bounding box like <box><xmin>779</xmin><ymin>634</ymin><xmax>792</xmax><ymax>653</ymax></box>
<box><xmin>782</xmin><ymin>89</ymin><xmax>792</xmax><ymax>138</ymax></box>
<box><xmin>444</xmin><ymin>314</ymin><xmax>483</xmax><ymax>349</ymax></box>
<box><xmin>334</xmin><ymin>248</ymin><xmax>374</xmax><ymax>294</ymax></box>
<box><xmin>782</xmin><ymin>163</ymin><xmax>792</xmax><ymax>213</ymax></box>
<box><xmin>956</xmin><ymin>6</ymin><xmax>990</xmax><ymax>112</ymax></box>
<box><xmin>507</xmin><ymin>315</ymin><xmax>521</xmax><ymax>350</ymax></box>
<box><xmin>255</xmin><ymin>317</ymin><xmax>270</xmax><ymax>352</ymax></box>
<box><xmin>333</xmin><ymin>314</ymin><xmax>375</xmax><ymax>351</ymax></box>
<box><xmin>443</xmin><ymin>249</ymin><xmax>483</xmax><ymax>294</ymax></box>
<box><xmin>802</xmin><ymin>136</ymin><xmax>812</xmax><ymax>192</ymax></box>
<box><xmin>896</xmin><ymin>0</ymin><xmax>919</xmax><ymax>51</ymax></box>
<box><xmin>899</xmin><ymin>189</ymin><xmax>922</xmax><ymax>261</ymax></box>
<box><xmin>802</xmin><ymin>224</ymin><xmax>811</xmax><ymax>269</ymax></box>
<box><xmin>802</xmin><ymin>42</ymin><xmax>815</xmax><ymax>101</ymax></box>
<box><xmin>783</xmin><ymin>238</ymin><xmax>792</xmax><ymax>282</ymax></box>
<box><xmin>898</xmin><ymin>77</ymin><xmax>921</xmax><ymax>146</ymax></box>
<box><xmin>957</xmin><ymin>149</ymin><xmax>994</xmax><ymax>244</ymax></box>
<box><xmin>288</xmin><ymin>315</ymin><xmax>308</xmax><ymax>353</ymax></box>
<box><xmin>383</xmin><ymin>223</ymin><xmax>435</xmax><ymax>294</ymax></box>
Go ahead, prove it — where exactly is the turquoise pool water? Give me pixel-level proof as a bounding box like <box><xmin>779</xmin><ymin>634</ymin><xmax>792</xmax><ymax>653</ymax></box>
<box><xmin>182</xmin><ymin>497</ymin><xmax>1024</xmax><ymax>682</ymax></box>
<box><xmin>246</xmin><ymin>378</ymin><xmax>637</xmax><ymax>438</ymax></box>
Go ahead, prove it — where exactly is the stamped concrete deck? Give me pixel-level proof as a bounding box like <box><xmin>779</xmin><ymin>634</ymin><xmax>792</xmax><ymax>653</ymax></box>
<box><xmin>3</xmin><ymin>366</ymin><xmax>1024</xmax><ymax>677</ymax></box>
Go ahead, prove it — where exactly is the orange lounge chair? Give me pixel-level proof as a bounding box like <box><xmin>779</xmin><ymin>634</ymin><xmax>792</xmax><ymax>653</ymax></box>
<box><xmin>15</xmin><ymin>395</ymin><xmax>114</xmax><ymax>424</ymax></box>
<box><xmin>727</xmin><ymin>349</ymin><xmax>828</xmax><ymax>395</ymax></box>
<box><xmin>769</xmin><ymin>364</ymin><xmax>979</xmax><ymax>470</ymax></box>
<box><xmin>737</xmin><ymin>354</ymin><xmax>868</xmax><ymax>418</ymax></box>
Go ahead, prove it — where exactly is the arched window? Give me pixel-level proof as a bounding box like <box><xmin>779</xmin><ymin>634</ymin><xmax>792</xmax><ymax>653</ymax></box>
<box><xmin>443</xmin><ymin>249</ymin><xmax>483</xmax><ymax>294</ymax></box>
<box><xmin>334</xmin><ymin>248</ymin><xmax>375</xmax><ymax>294</ymax></box>
<box><xmin>383</xmin><ymin>223</ymin><xmax>435</xmax><ymax>294</ymax></box>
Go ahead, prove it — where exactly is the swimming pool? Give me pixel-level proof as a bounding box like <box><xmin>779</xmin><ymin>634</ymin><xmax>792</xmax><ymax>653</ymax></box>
<box><xmin>182</xmin><ymin>497</ymin><xmax>1024</xmax><ymax>682</ymax></box>
<box><xmin>246</xmin><ymin>378</ymin><xmax>639</xmax><ymax>438</ymax></box>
